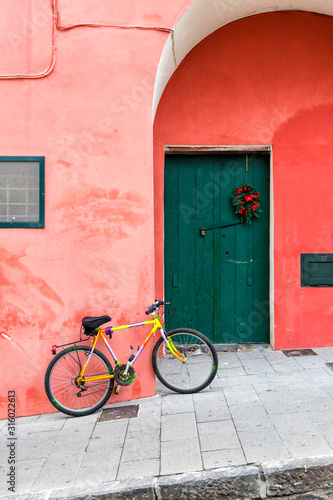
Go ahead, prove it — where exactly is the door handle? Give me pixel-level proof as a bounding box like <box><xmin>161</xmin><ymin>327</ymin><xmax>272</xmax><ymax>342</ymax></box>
<box><xmin>200</xmin><ymin>219</ymin><xmax>241</xmax><ymax>236</ymax></box>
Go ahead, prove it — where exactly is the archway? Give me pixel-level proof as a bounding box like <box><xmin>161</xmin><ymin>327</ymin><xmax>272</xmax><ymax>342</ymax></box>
<box><xmin>153</xmin><ymin>0</ymin><xmax>333</xmax><ymax>118</ymax></box>
<box><xmin>153</xmin><ymin>10</ymin><xmax>333</xmax><ymax>348</ymax></box>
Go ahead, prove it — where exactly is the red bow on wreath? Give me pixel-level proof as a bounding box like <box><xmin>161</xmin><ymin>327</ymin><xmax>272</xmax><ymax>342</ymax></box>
<box><xmin>231</xmin><ymin>183</ymin><xmax>262</xmax><ymax>223</ymax></box>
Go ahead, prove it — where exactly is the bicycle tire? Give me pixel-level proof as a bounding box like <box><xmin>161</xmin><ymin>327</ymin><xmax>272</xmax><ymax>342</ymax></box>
<box><xmin>44</xmin><ymin>345</ymin><xmax>114</xmax><ymax>417</ymax></box>
<box><xmin>152</xmin><ymin>328</ymin><xmax>218</xmax><ymax>393</ymax></box>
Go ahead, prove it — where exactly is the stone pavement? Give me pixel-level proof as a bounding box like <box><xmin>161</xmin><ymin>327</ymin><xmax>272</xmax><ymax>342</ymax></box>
<box><xmin>3</xmin><ymin>345</ymin><xmax>333</xmax><ymax>498</ymax></box>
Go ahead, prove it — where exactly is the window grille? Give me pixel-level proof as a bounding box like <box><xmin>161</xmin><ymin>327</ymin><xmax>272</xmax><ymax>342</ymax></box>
<box><xmin>0</xmin><ymin>157</ymin><xmax>44</xmax><ymax>227</ymax></box>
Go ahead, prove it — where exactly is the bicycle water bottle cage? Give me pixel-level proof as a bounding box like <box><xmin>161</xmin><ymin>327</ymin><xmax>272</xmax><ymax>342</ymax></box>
<box><xmin>82</xmin><ymin>315</ymin><xmax>111</xmax><ymax>336</ymax></box>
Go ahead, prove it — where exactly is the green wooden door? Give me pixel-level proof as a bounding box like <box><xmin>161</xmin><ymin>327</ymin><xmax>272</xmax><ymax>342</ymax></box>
<box><xmin>164</xmin><ymin>153</ymin><xmax>270</xmax><ymax>344</ymax></box>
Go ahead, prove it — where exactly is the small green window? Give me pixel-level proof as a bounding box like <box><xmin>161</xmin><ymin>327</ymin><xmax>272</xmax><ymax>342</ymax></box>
<box><xmin>0</xmin><ymin>156</ymin><xmax>44</xmax><ymax>228</ymax></box>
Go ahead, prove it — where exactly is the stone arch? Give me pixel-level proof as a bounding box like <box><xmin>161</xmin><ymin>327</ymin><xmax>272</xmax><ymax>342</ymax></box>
<box><xmin>153</xmin><ymin>0</ymin><xmax>333</xmax><ymax>118</ymax></box>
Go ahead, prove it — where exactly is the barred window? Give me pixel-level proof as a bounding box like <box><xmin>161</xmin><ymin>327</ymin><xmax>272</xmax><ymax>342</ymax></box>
<box><xmin>0</xmin><ymin>157</ymin><xmax>44</xmax><ymax>227</ymax></box>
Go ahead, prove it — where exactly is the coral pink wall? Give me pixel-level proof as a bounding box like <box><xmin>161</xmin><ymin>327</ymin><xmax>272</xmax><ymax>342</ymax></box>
<box><xmin>2</xmin><ymin>2</ymin><xmax>333</xmax><ymax>419</ymax></box>
<box><xmin>0</xmin><ymin>0</ymin><xmax>195</xmax><ymax>419</ymax></box>
<box><xmin>58</xmin><ymin>0</ymin><xmax>191</xmax><ymax>27</ymax></box>
<box><xmin>154</xmin><ymin>11</ymin><xmax>333</xmax><ymax>351</ymax></box>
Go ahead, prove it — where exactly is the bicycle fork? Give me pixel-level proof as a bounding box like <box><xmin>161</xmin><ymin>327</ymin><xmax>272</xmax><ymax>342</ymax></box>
<box><xmin>159</xmin><ymin>327</ymin><xmax>186</xmax><ymax>363</ymax></box>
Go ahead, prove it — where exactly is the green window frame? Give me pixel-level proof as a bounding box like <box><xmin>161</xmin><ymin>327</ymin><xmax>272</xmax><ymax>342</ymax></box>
<box><xmin>0</xmin><ymin>156</ymin><xmax>45</xmax><ymax>228</ymax></box>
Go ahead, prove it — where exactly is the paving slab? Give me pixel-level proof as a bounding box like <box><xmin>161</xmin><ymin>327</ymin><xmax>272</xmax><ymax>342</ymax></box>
<box><xmin>89</xmin><ymin>419</ymin><xmax>128</xmax><ymax>449</ymax></box>
<box><xmin>193</xmin><ymin>389</ymin><xmax>231</xmax><ymax>422</ymax></box>
<box><xmin>121</xmin><ymin>429</ymin><xmax>160</xmax><ymax>462</ymax></box>
<box><xmin>257</xmin><ymin>389</ymin><xmax>302</xmax><ymax>414</ymax></box>
<box><xmin>161</xmin><ymin>393</ymin><xmax>194</xmax><ymax>415</ymax></box>
<box><xmin>73</xmin><ymin>446</ymin><xmax>122</xmax><ymax>485</ymax></box>
<box><xmin>2</xmin><ymin>346</ymin><xmax>333</xmax><ymax>498</ymax></box>
<box><xmin>160</xmin><ymin>438</ymin><xmax>203</xmax><ymax>476</ymax></box>
<box><xmin>239</xmin><ymin>358</ymin><xmax>276</xmax><ymax>375</ymax></box>
<box><xmin>16</xmin><ymin>431</ymin><xmax>60</xmax><ymax>461</ymax></box>
<box><xmin>198</xmin><ymin>420</ymin><xmax>240</xmax><ymax>451</ymax></box>
<box><xmin>285</xmin><ymin>437</ymin><xmax>333</xmax><ymax>458</ymax></box>
<box><xmin>201</xmin><ymin>447</ymin><xmax>246</xmax><ymax>469</ymax></box>
<box><xmin>161</xmin><ymin>412</ymin><xmax>198</xmax><ymax>441</ymax></box>
<box><xmin>117</xmin><ymin>458</ymin><xmax>160</xmax><ymax>481</ymax></box>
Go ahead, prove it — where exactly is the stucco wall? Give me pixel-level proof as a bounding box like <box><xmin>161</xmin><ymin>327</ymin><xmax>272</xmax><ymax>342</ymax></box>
<box><xmin>0</xmin><ymin>0</ymin><xmax>187</xmax><ymax>418</ymax></box>
<box><xmin>2</xmin><ymin>1</ymin><xmax>333</xmax><ymax>418</ymax></box>
<box><xmin>154</xmin><ymin>11</ymin><xmax>333</xmax><ymax>351</ymax></box>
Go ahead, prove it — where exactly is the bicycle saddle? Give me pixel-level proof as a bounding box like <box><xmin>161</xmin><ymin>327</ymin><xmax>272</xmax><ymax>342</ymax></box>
<box><xmin>82</xmin><ymin>315</ymin><xmax>111</xmax><ymax>329</ymax></box>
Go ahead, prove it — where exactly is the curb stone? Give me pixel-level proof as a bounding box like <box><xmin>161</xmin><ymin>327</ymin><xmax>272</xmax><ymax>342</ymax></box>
<box><xmin>263</xmin><ymin>456</ymin><xmax>333</xmax><ymax>497</ymax></box>
<box><xmin>155</xmin><ymin>466</ymin><xmax>260</xmax><ymax>499</ymax></box>
<box><xmin>2</xmin><ymin>457</ymin><xmax>333</xmax><ymax>500</ymax></box>
<box><xmin>0</xmin><ymin>478</ymin><xmax>157</xmax><ymax>500</ymax></box>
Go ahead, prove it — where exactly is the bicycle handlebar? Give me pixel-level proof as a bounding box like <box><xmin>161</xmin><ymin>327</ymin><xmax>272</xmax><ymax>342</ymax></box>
<box><xmin>145</xmin><ymin>300</ymin><xmax>169</xmax><ymax>315</ymax></box>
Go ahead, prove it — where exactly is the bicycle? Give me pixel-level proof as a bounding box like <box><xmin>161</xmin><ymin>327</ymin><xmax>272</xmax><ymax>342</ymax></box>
<box><xmin>44</xmin><ymin>300</ymin><xmax>219</xmax><ymax>417</ymax></box>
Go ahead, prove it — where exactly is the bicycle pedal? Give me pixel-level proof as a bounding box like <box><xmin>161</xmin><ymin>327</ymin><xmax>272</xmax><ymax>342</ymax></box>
<box><xmin>115</xmin><ymin>385</ymin><xmax>120</xmax><ymax>394</ymax></box>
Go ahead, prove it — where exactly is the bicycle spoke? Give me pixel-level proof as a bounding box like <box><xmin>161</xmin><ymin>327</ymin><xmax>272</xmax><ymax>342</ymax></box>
<box><xmin>152</xmin><ymin>329</ymin><xmax>218</xmax><ymax>393</ymax></box>
<box><xmin>45</xmin><ymin>346</ymin><xmax>114</xmax><ymax>416</ymax></box>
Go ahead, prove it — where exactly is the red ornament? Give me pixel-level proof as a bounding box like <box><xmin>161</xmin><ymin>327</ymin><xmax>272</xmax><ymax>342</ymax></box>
<box><xmin>231</xmin><ymin>183</ymin><xmax>262</xmax><ymax>223</ymax></box>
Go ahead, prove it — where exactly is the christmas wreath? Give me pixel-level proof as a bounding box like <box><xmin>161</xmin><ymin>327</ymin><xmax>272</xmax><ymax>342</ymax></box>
<box><xmin>231</xmin><ymin>183</ymin><xmax>262</xmax><ymax>223</ymax></box>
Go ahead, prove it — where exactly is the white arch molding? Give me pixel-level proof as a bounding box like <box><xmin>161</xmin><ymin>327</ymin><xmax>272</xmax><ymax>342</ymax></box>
<box><xmin>153</xmin><ymin>0</ymin><xmax>333</xmax><ymax>119</ymax></box>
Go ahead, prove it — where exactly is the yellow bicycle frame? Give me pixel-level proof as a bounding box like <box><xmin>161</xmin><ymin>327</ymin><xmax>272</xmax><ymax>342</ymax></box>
<box><xmin>76</xmin><ymin>314</ymin><xmax>185</xmax><ymax>385</ymax></box>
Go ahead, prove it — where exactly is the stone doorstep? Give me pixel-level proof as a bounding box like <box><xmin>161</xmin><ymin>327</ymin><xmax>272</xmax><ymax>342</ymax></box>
<box><xmin>2</xmin><ymin>456</ymin><xmax>333</xmax><ymax>500</ymax></box>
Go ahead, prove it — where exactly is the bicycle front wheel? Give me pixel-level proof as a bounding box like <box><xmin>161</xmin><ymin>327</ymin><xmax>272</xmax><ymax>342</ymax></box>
<box><xmin>45</xmin><ymin>345</ymin><xmax>114</xmax><ymax>417</ymax></box>
<box><xmin>152</xmin><ymin>328</ymin><xmax>218</xmax><ymax>393</ymax></box>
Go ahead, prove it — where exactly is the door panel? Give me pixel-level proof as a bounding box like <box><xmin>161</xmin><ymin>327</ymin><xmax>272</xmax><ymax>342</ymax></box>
<box><xmin>164</xmin><ymin>153</ymin><xmax>270</xmax><ymax>344</ymax></box>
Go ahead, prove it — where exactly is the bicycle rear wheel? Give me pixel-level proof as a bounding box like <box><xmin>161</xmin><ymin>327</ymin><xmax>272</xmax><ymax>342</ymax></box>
<box><xmin>152</xmin><ymin>328</ymin><xmax>218</xmax><ymax>393</ymax></box>
<box><xmin>45</xmin><ymin>345</ymin><xmax>114</xmax><ymax>417</ymax></box>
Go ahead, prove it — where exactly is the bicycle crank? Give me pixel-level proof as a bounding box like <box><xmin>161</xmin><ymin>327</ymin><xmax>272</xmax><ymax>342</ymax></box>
<box><xmin>114</xmin><ymin>364</ymin><xmax>136</xmax><ymax>386</ymax></box>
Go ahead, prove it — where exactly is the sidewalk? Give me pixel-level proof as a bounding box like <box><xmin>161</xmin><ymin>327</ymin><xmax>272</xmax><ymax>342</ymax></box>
<box><xmin>3</xmin><ymin>345</ymin><xmax>333</xmax><ymax>499</ymax></box>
